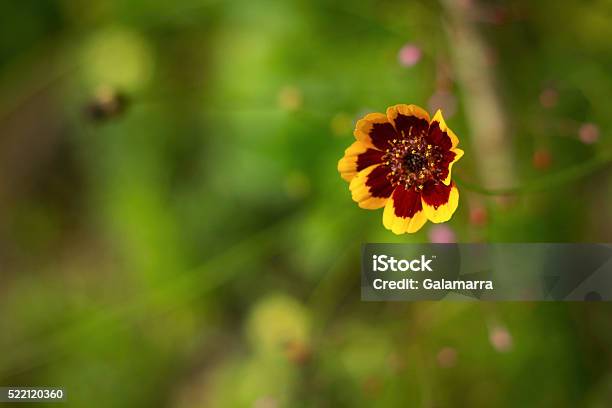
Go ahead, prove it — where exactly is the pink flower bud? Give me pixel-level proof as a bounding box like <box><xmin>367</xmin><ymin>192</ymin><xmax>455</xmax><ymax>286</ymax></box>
<box><xmin>398</xmin><ymin>44</ymin><xmax>422</xmax><ymax>68</ymax></box>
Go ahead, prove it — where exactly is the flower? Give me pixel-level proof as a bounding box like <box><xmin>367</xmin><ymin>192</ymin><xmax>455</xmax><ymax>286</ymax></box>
<box><xmin>539</xmin><ymin>87</ymin><xmax>558</xmax><ymax>108</ymax></box>
<box><xmin>338</xmin><ymin>104</ymin><xmax>464</xmax><ymax>234</ymax></box>
<box><xmin>398</xmin><ymin>44</ymin><xmax>422</xmax><ymax>67</ymax></box>
<box><xmin>277</xmin><ymin>85</ymin><xmax>303</xmax><ymax>111</ymax></box>
<box><xmin>532</xmin><ymin>148</ymin><xmax>552</xmax><ymax>170</ymax></box>
<box><xmin>428</xmin><ymin>224</ymin><xmax>456</xmax><ymax>243</ymax></box>
<box><xmin>489</xmin><ymin>325</ymin><xmax>513</xmax><ymax>352</ymax></box>
<box><xmin>436</xmin><ymin>347</ymin><xmax>458</xmax><ymax>368</ymax></box>
<box><xmin>469</xmin><ymin>205</ymin><xmax>488</xmax><ymax>226</ymax></box>
<box><xmin>84</xmin><ymin>85</ymin><xmax>128</xmax><ymax>122</ymax></box>
<box><xmin>578</xmin><ymin>123</ymin><xmax>599</xmax><ymax>144</ymax></box>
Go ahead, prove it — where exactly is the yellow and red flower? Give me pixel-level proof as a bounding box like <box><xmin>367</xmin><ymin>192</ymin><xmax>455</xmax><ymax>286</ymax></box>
<box><xmin>338</xmin><ymin>104</ymin><xmax>464</xmax><ymax>234</ymax></box>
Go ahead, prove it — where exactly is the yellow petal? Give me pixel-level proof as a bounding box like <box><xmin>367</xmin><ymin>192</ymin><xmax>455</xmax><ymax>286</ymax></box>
<box><xmin>421</xmin><ymin>182</ymin><xmax>459</xmax><ymax>223</ymax></box>
<box><xmin>431</xmin><ymin>109</ymin><xmax>459</xmax><ymax>148</ymax></box>
<box><xmin>386</xmin><ymin>104</ymin><xmax>430</xmax><ymax>128</ymax></box>
<box><xmin>442</xmin><ymin>148</ymin><xmax>464</xmax><ymax>185</ymax></box>
<box><xmin>349</xmin><ymin>165</ymin><xmax>393</xmax><ymax>209</ymax></box>
<box><xmin>382</xmin><ymin>185</ymin><xmax>428</xmax><ymax>234</ymax></box>
<box><xmin>337</xmin><ymin>141</ymin><xmax>383</xmax><ymax>182</ymax></box>
<box><xmin>354</xmin><ymin>113</ymin><xmax>396</xmax><ymax>149</ymax></box>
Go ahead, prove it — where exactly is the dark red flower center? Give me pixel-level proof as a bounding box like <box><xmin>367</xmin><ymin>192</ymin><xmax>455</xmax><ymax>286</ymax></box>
<box><xmin>382</xmin><ymin>128</ymin><xmax>445</xmax><ymax>191</ymax></box>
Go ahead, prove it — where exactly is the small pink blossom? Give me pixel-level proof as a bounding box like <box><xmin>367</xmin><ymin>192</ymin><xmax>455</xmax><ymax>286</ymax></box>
<box><xmin>578</xmin><ymin>123</ymin><xmax>599</xmax><ymax>144</ymax></box>
<box><xmin>532</xmin><ymin>149</ymin><xmax>552</xmax><ymax>170</ymax></box>
<box><xmin>398</xmin><ymin>44</ymin><xmax>422</xmax><ymax>67</ymax></box>
<box><xmin>489</xmin><ymin>325</ymin><xmax>513</xmax><ymax>352</ymax></box>
<box><xmin>539</xmin><ymin>88</ymin><xmax>558</xmax><ymax>108</ymax></box>
<box><xmin>428</xmin><ymin>224</ymin><xmax>456</xmax><ymax>243</ymax></box>
<box><xmin>437</xmin><ymin>347</ymin><xmax>457</xmax><ymax>368</ymax></box>
<box><xmin>469</xmin><ymin>206</ymin><xmax>488</xmax><ymax>226</ymax></box>
<box><xmin>457</xmin><ymin>0</ymin><xmax>473</xmax><ymax>10</ymax></box>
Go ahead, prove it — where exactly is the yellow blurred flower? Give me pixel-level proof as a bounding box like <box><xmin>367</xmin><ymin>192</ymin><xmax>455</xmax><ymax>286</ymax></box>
<box><xmin>277</xmin><ymin>85</ymin><xmax>303</xmax><ymax>111</ymax></box>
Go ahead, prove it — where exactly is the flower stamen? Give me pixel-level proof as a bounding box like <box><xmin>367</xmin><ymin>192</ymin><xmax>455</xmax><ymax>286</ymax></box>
<box><xmin>382</xmin><ymin>127</ymin><xmax>445</xmax><ymax>190</ymax></box>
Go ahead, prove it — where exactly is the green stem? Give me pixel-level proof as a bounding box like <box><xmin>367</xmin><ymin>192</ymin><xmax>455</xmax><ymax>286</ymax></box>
<box><xmin>455</xmin><ymin>151</ymin><xmax>612</xmax><ymax>196</ymax></box>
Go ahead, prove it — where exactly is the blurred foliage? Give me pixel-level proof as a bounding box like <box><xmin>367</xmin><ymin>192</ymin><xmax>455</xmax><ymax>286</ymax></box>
<box><xmin>0</xmin><ymin>0</ymin><xmax>611</xmax><ymax>407</ymax></box>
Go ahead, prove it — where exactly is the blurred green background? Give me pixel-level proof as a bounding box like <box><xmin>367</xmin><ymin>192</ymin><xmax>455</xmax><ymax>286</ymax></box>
<box><xmin>1</xmin><ymin>0</ymin><xmax>611</xmax><ymax>407</ymax></box>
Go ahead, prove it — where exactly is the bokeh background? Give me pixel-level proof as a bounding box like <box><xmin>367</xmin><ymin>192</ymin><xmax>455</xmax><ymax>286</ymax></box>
<box><xmin>1</xmin><ymin>0</ymin><xmax>612</xmax><ymax>406</ymax></box>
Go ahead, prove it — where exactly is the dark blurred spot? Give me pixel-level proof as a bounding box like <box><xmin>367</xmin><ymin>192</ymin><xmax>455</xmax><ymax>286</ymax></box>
<box><xmin>362</xmin><ymin>376</ymin><xmax>383</xmax><ymax>397</ymax></box>
<box><xmin>84</xmin><ymin>86</ymin><xmax>129</xmax><ymax>123</ymax></box>
<box><xmin>469</xmin><ymin>205</ymin><xmax>488</xmax><ymax>226</ymax></box>
<box><xmin>532</xmin><ymin>149</ymin><xmax>552</xmax><ymax>170</ymax></box>
<box><xmin>539</xmin><ymin>87</ymin><xmax>558</xmax><ymax>109</ymax></box>
<box><xmin>437</xmin><ymin>347</ymin><xmax>458</xmax><ymax>367</ymax></box>
<box><xmin>584</xmin><ymin>291</ymin><xmax>602</xmax><ymax>302</ymax></box>
<box><xmin>283</xmin><ymin>340</ymin><xmax>312</xmax><ymax>365</ymax></box>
